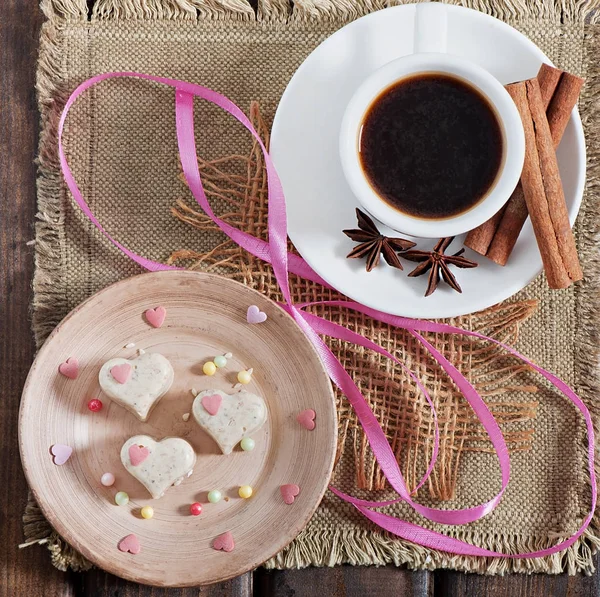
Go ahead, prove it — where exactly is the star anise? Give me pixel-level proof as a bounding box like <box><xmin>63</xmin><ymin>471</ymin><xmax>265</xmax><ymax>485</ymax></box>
<box><xmin>343</xmin><ymin>208</ymin><xmax>416</xmax><ymax>272</ymax></box>
<box><xmin>402</xmin><ymin>237</ymin><xmax>478</xmax><ymax>297</ymax></box>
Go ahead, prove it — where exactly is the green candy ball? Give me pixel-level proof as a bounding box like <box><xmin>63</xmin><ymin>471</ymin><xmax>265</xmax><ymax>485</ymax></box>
<box><xmin>207</xmin><ymin>489</ymin><xmax>222</xmax><ymax>504</ymax></box>
<box><xmin>240</xmin><ymin>437</ymin><xmax>255</xmax><ymax>452</ymax></box>
<box><xmin>115</xmin><ymin>491</ymin><xmax>129</xmax><ymax>506</ymax></box>
<box><xmin>213</xmin><ymin>355</ymin><xmax>227</xmax><ymax>368</ymax></box>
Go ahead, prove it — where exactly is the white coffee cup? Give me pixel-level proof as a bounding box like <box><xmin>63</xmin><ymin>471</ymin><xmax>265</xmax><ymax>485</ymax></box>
<box><xmin>339</xmin><ymin>5</ymin><xmax>525</xmax><ymax>238</ymax></box>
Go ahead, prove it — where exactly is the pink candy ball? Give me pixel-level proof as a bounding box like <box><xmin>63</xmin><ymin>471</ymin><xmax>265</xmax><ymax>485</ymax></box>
<box><xmin>101</xmin><ymin>473</ymin><xmax>115</xmax><ymax>487</ymax></box>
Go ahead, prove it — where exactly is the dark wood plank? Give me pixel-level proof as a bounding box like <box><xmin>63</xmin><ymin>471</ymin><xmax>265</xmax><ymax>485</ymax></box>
<box><xmin>83</xmin><ymin>569</ymin><xmax>252</xmax><ymax>596</ymax></box>
<box><xmin>256</xmin><ymin>565</ymin><xmax>432</xmax><ymax>597</ymax></box>
<box><xmin>0</xmin><ymin>2</ymin><xmax>78</xmax><ymax>596</ymax></box>
<box><xmin>436</xmin><ymin>554</ymin><xmax>600</xmax><ymax>597</ymax></box>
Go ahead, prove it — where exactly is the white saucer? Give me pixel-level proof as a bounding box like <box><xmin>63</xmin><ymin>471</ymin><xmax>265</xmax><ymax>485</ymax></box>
<box><xmin>270</xmin><ymin>4</ymin><xmax>585</xmax><ymax>319</ymax></box>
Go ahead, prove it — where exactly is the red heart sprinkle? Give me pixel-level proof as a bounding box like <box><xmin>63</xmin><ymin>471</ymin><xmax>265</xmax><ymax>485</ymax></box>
<box><xmin>145</xmin><ymin>306</ymin><xmax>166</xmax><ymax>328</ymax></box>
<box><xmin>129</xmin><ymin>444</ymin><xmax>150</xmax><ymax>466</ymax></box>
<box><xmin>110</xmin><ymin>363</ymin><xmax>132</xmax><ymax>384</ymax></box>
<box><xmin>213</xmin><ymin>531</ymin><xmax>235</xmax><ymax>552</ymax></box>
<box><xmin>118</xmin><ymin>534</ymin><xmax>141</xmax><ymax>554</ymax></box>
<box><xmin>201</xmin><ymin>393</ymin><xmax>222</xmax><ymax>416</ymax></box>
<box><xmin>58</xmin><ymin>357</ymin><xmax>79</xmax><ymax>380</ymax></box>
<box><xmin>280</xmin><ymin>484</ymin><xmax>300</xmax><ymax>505</ymax></box>
<box><xmin>296</xmin><ymin>409</ymin><xmax>316</xmax><ymax>431</ymax></box>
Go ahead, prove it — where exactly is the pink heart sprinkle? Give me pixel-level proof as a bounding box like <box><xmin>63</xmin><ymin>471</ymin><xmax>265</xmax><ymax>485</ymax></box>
<box><xmin>213</xmin><ymin>531</ymin><xmax>235</xmax><ymax>552</ymax></box>
<box><xmin>246</xmin><ymin>305</ymin><xmax>267</xmax><ymax>324</ymax></box>
<box><xmin>51</xmin><ymin>444</ymin><xmax>73</xmax><ymax>466</ymax></box>
<box><xmin>145</xmin><ymin>306</ymin><xmax>166</xmax><ymax>328</ymax></box>
<box><xmin>201</xmin><ymin>394</ymin><xmax>222</xmax><ymax>416</ymax></box>
<box><xmin>129</xmin><ymin>444</ymin><xmax>150</xmax><ymax>466</ymax></box>
<box><xmin>110</xmin><ymin>363</ymin><xmax>132</xmax><ymax>384</ymax></box>
<box><xmin>118</xmin><ymin>534</ymin><xmax>141</xmax><ymax>555</ymax></box>
<box><xmin>280</xmin><ymin>484</ymin><xmax>300</xmax><ymax>505</ymax></box>
<box><xmin>296</xmin><ymin>409</ymin><xmax>316</xmax><ymax>431</ymax></box>
<box><xmin>58</xmin><ymin>357</ymin><xmax>79</xmax><ymax>380</ymax></box>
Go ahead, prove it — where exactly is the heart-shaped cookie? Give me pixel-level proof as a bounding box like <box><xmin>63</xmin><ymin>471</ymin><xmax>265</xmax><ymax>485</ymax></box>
<box><xmin>192</xmin><ymin>389</ymin><xmax>268</xmax><ymax>455</ymax></box>
<box><xmin>120</xmin><ymin>435</ymin><xmax>196</xmax><ymax>499</ymax></box>
<box><xmin>99</xmin><ymin>352</ymin><xmax>174</xmax><ymax>421</ymax></box>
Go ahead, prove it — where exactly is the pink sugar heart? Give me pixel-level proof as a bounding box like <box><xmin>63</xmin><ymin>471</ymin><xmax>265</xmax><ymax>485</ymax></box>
<box><xmin>246</xmin><ymin>305</ymin><xmax>267</xmax><ymax>324</ymax></box>
<box><xmin>58</xmin><ymin>357</ymin><xmax>79</xmax><ymax>380</ymax></box>
<box><xmin>118</xmin><ymin>534</ymin><xmax>141</xmax><ymax>555</ymax></box>
<box><xmin>128</xmin><ymin>444</ymin><xmax>150</xmax><ymax>466</ymax></box>
<box><xmin>297</xmin><ymin>409</ymin><xmax>316</xmax><ymax>431</ymax></box>
<box><xmin>201</xmin><ymin>394</ymin><xmax>222</xmax><ymax>416</ymax></box>
<box><xmin>145</xmin><ymin>306</ymin><xmax>166</xmax><ymax>328</ymax></box>
<box><xmin>213</xmin><ymin>531</ymin><xmax>235</xmax><ymax>552</ymax></box>
<box><xmin>110</xmin><ymin>363</ymin><xmax>132</xmax><ymax>384</ymax></box>
<box><xmin>280</xmin><ymin>484</ymin><xmax>300</xmax><ymax>505</ymax></box>
<box><xmin>50</xmin><ymin>444</ymin><xmax>73</xmax><ymax>466</ymax></box>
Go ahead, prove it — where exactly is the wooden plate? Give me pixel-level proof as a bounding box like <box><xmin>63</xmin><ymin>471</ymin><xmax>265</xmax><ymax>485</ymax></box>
<box><xmin>19</xmin><ymin>271</ymin><xmax>336</xmax><ymax>587</ymax></box>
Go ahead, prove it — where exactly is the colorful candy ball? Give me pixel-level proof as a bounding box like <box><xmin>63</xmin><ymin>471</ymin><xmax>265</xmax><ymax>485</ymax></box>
<box><xmin>115</xmin><ymin>491</ymin><xmax>129</xmax><ymax>506</ymax></box>
<box><xmin>207</xmin><ymin>490</ymin><xmax>222</xmax><ymax>504</ymax></box>
<box><xmin>140</xmin><ymin>506</ymin><xmax>154</xmax><ymax>519</ymax></box>
<box><xmin>213</xmin><ymin>355</ymin><xmax>227</xmax><ymax>368</ymax></box>
<box><xmin>238</xmin><ymin>485</ymin><xmax>253</xmax><ymax>499</ymax></box>
<box><xmin>237</xmin><ymin>370</ymin><xmax>252</xmax><ymax>385</ymax></box>
<box><xmin>101</xmin><ymin>472</ymin><xmax>115</xmax><ymax>487</ymax></box>
<box><xmin>203</xmin><ymin>361</ymin><xmax>217</xmax><ymax>376</ymax></box>
<box><xmin>87</xmin><ymin>398</ymin><xmax>103</xmax><ymax>412</ymax></box>
<box><xmin>240</xmin><ymin>437</ymin><xmax>255</xmax><ymax>452</ymax></box>
<box><xmin>190</xmin><ymin>502</ymin><xmax>203</xmax><ymax>516</ymax></box>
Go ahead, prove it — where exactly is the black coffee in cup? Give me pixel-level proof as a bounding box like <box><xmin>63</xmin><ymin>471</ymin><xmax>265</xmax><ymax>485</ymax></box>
<box><xmin>359</xmin><ymin>73</ymin><xmax>504</xmax><ymax>220</ymax></box>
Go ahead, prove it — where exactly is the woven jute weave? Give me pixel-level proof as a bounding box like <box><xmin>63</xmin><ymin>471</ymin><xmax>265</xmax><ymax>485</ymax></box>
<box><xmin>23</xmin><ymin>0</ymin><xmax>600</xmax><ymax>575</ymax></box>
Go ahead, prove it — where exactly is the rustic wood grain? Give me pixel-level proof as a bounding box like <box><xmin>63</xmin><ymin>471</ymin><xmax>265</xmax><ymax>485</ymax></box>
<box><xmin>0</xmin><ymin>2</ymin><xmax>77</xmax><ymax>596</ymax></box>
<box><xmin>257</xmin><ymin>566</ymin><xmax>432</xmax><ymax>596</ymax></box>
<box><xmin>83</xmin><ymin>568</ymin><xmax>252</xmax><ymax>596</ymax></box>
<box><xmin>1</xmin><ymin>1</ymin><xmax>598</xmax><ymax>595</ymax></box>
<box><xmin>436</xmin><ymin>558</ymin><xmax>600</xmax><ymax>597</ymax></box>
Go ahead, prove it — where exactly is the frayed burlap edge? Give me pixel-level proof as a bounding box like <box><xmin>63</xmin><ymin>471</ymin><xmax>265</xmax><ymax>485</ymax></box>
<box><xmin>39</xmin><ymin>0</ymin><xmax>600</xmax><ymax>24</ymax></box>
<box><xmin>24</xmin><ymin>0</ymin><xmax>600</xmax><ymax>577</ymax></box>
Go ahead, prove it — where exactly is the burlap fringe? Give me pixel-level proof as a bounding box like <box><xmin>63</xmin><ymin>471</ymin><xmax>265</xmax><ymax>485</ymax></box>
<box><xmin>573</xmin><ymin>22</ymin><xmax>600</xmax><ymax>568</ymax></box>
<box><xmin>19</xmin><ymin>492</ymin><xmax>92</xmax><ymax>572</ymax></box>
<box><xmin>264</xmin><ymin>527</ymin><xmax>600</xmax><ymax>575</ymax></box>
<box><xmin>41</xmin><ymin>0</ymin><xmax>600</xmax><ymax>24</ymax></box>
<box><xmin>34</xmin><ymin>6</ymin><xmax>71</xmax><ymax>347</ymax></box>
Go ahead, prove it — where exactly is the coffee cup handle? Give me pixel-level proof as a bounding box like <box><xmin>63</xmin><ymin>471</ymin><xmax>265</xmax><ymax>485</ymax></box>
<box><xmin>413</xmin><ymin>3</ymin><xmax>448</xmax><ymax>54</ymax></box>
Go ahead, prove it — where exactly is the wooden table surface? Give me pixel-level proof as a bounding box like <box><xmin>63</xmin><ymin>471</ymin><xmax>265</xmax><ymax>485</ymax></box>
<box><xmin>2</xmin><ymin>2</ymin><xmax>599</xmax><ymax>595</ymax></box>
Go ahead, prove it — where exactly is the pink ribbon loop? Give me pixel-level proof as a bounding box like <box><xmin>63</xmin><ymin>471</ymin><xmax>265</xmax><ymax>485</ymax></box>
<box><xmin>58</xmin><ymin>72</ymin><xmax>596</xmax><ymax>559</ymax></box>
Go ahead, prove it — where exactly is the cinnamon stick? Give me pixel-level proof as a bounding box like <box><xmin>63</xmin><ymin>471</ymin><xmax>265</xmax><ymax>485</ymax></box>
<box><xmin>465</xmin><ymin>64</ymin><xmax>584</xmax><ymax>268</ymax></box>
<box><xmin>504</xmin><ymin>79</ymin><xmax>581</xmax><ymax>288</ymax></box>
<box><xmin>461</xmin><ymin>206</ymin><xmax>505</xmax><ymax>255</ymax></box>
<box><xmin>486</xmin><ymin>183</ymin><xmax>527</xmax><ymax>265</ymax></box>
<box><xmin>537</xmin><ymin>63</ymin><xmax>562</xmax><ymax>109</ymax></box>
<box><xmin>545</xmin><ymin>67</ymin><xmax>584</xmax><ymax>146</ymax></box>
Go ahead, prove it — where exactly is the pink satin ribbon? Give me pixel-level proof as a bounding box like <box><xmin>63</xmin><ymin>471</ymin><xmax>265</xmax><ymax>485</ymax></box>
<box><xmin>58</xmin><ymin>72</ymin><xmax>596</xmax><ymax>558</ymax></box>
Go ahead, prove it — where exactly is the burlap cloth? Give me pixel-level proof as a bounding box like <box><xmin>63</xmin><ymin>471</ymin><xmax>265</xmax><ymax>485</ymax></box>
<box><xmin>24</xmin><ymin>0</ymin><xmax>600</xmax><ymax>576</ymax></box>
